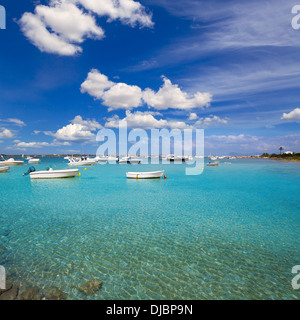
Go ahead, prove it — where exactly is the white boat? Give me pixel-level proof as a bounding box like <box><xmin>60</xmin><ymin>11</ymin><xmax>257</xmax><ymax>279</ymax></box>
<box><xmin>29</xmin><ymin>168</ymin><xmax>79</xmax><ymax>179</ymax></box>
<box><xmin>0</xmin><ymin>158</ymin><xmax>24</xmax><ymax>166</ymax></box>
<box><xmin>67</xmin><ymin>157</ymin><xmax>95</xmax><ymax>166</ymax></box>
<box><xmin>28</xmin><ymin>158</ymin><xmax>41</xmax><ymax>164</ymax></box>
<box><xmin>94</xmin><ymin>156</ymin><xmax>108</xmax><ymax>163</ymax></box>
<box><xmin>165</xmin><ymin>155</ymin><xmax>186</xmax><ymax>162</ymax></box>
<box><xmin>0</xmin><ymin>166</ymin><xmax>10</xmax><ymax>173</ymax></box>
<box><xmin>209</xmin><ymin>156</ymin><xmax>218</xmax><ymax>161</ymax></box>
<box><xmin>118</xmin><ymin>156</ymin><xmax>142</xmax><ymax>164</ymax></box>
<box><xmin>129</xmin><ymin>157</ymin><xmax>142</xmax><ymax>164</ymax></box>
<box><xmin>86</xmin><ymin>157</ymin><xmax>97</xmax><ymax>164</ymax></box>
<box><xmin>126</xmin><ymin>170</ymin><xmax>164</xmax><ymax>179</ymax></box>
<box><xmin>207</xmin><ymin>161</ymin><xmax>219</xmax><ymax>166</ymax></box>
<box><xmin>106</xmin><ymin>156</ymin><xmax>118</xmax><ymax>162</ymax></box>
<box><xmin>95</xmin><ymin>156</ymin><xmax>118</xmax><ymax>163</ymax></box>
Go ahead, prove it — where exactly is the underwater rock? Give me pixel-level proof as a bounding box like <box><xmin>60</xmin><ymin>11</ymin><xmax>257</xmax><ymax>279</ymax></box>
<box><xmin>0</xmin><ymin>285</ymin><xmax>19</xmax><ymax>300</ymax></box>
<box><xmin>20</xmin><ymin>287</ymin><xmax>42</xmax><ymax>300</ymax></box>
<box><xmin>44</xmin><ymin>288</ymin><xmax>68</xmax><ymax>300</ymax></box>
<box><xmin>79</xmin><ymin>280</ymin><xmax>103</xmax><ymax>295</ymax></box>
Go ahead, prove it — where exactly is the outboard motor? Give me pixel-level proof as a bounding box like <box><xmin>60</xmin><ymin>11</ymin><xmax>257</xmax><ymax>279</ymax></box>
<box><xmin>23</xmin><ymin>166</ymin><xmax>36</xmax><ymax>176</ymax></box>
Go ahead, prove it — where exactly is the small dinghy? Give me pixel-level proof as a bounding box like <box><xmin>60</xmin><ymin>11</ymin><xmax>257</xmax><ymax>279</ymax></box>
<box><xmin>126</xmin><ymin>170</ymin><xmax>164</xmax><ymax>179</ymax></box>
<box><xmin>24</xmin><ymin>167</ymin><xmax>79</xmax><ymax>179</ymax></box>
<box><xmin>0</xmin><ymin>166</ymin><xmax>10</xmax><ymax>173</ymax></box>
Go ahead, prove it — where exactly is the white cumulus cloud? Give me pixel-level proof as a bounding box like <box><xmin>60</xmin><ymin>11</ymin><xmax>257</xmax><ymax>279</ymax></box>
<box><xmin>194</xmin><ymin>115</ymin><xmax>228</xmax><ymax>127</ymax></box>
<box><xmin>102</xmin><ymin>83</ymin><xmax>143</xmax><ymax>111</ymax></box>
<box><xmin>188</xmin><ymin>112</ymin><xmax>198</xmax><ymax>120</ymax></box>
<box><xmin>0</xmin><ymin>128</ymin><xmax>14</xmax><ymax>139</ymax></box>
<box><xmin>281</xmin><ymin>108</ymin><xmax>300</xmax><ymax>123</ymax></box>
<box><xmin>19</xmin><ymin>0</ymin><xmax>153</xmax><ymax>55</ymax></box>
<box><xmin>81</xmin><ymin>70</ymin><xmax>212</xmax><ymax>111</ymax></box>
<box><xmin>14</xmin><ymin>141</ymin><xmax>70</xmax><ymax>149</ymax></box>
<box><xmin>80</xmin><ymin>69</ymin><xmax>115</xmax><ymax>99</ymax></box>
<box><xmin>143</xmin><ymin>76</ymin><xmax>212</xmax><ymax>110</ymax></box>
<box><xmin>76</xmin><ymin>0</ymin><xmax>154</xmax><ymax>27</ymax></box>
<box><xmin>105</xmin><ymin>110</ymin><xmax>190</xmax><ymax>129</ymax></box>
<box><xmin>45</xmin><ymin>115</ymin><xmax>102</xmax><ymax>142</ymax></box>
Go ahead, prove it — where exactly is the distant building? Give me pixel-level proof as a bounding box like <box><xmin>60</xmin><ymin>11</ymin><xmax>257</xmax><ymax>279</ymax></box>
<box><xmin>284</xmin><ymin>151</ymin><xmax>293</xmax><ymax>155</ymax></box>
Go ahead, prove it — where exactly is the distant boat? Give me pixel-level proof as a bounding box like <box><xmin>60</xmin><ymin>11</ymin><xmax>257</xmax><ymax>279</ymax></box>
<box><xmin>28</xmin><ymin>158</ymin><xmax>41</xmax><ymax>164</ymax></box>
<box><xmin>29</xmin><ymin>168</ymin><xmax>79</xmax><ymax>179</ymax></box>
<box><xmin>207</xmin><ymin>162</ymin><xmax>219</xmax><ymax>166</ymax></box>
<box><xmin>95</xmin><ymin>156</ymin><xmax>118</xmax><ymax>163</ymax></box>
<box><xmin>0</xmin><ymin>158</ymin><xmax>24</xmax><ymax>166</ymax></box>
<box><xmin>94</xmin><ymin>156</ymin><xmax>108</xmax><ymax>163</ymax></box>
<box><xmin>118</xmin><ymin>156</ymin><xmax>142</xmax><ymax>164</ymax></box>
<box><xmin>67</xmin><ymin>156</ymin><xmax>95</xmax><ymax>166</ymax></box>
<box><xmin>105</xmin><ymin>156</ymin><xmax>118</xmax><ymax>162</ymax></box>
<box><xmin>0</xmin><ymin>166</ymin><xmax>10</xmax><ymax>173</ymax></box>
<box><xmin>164</xmin><ymin>155</ymin><xmax>187</xmax><ymax>162</ymax></box>
<box><xmin>126</xmin><ymin>170</ymin><xmax>164</xmax><ymax>179</ymax></box>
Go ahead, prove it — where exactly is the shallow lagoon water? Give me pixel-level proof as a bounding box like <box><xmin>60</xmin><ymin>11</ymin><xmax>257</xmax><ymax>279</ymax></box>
<box><xmin>0</xmin><ymin>158</ymin><xmax>300</xmax><ymax>299</ymax></box>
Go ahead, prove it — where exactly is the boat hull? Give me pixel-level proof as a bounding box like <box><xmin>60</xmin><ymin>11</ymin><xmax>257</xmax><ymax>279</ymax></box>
<box><xmin>0</xmin><ymin>166</ymin><xmax>10</xmax><ymax>173</ymax></box>
<box><xmin>126</xmin><ymin>171</ymin><xmax>164</xmax><ymax>179</ymax></box>
<box><xmin>118</xmin><ymin>158</ymin><xmax>142</xmax><ymax>164</ymax></box>
<box><xmin>67</xmin><ymin>161</ymin><xmax>94</xmax><ymax>166</ymax></box>
<box><xmin>129</xmin><ymin>159</ymin><xmax>142</xmax><ymax>164</ymax></box>
<box><xmin>207</xmin><ymin>162</ymin><xmax>219</xmax><ymax>166</ymax></box>
<box><xmin>30</xmin><ymin>169</ymin><xmax>79</xmax><ymax>179</ymax></box>
<box><xmin>0</xmin><ymin>161</ymin><xmax>24</xmax><ymax>166</ymax></box>
<box><xmin>28</xmin><ymin>159</ymin><xmax>41</xmax><ymax>164</ymax></box>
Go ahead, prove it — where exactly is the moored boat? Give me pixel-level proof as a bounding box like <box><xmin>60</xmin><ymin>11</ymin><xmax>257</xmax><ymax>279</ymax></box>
<box><xmin>118</xmin><ymin>156</ymin><xmax>142</xmax><ymax>164</ymax></box>
<box><xmin>164</xmin><ymin>155</ymin><xmax>186</xmax><ymax>162</ymax></box>
<box><xmin>0</xmin><ymin>166</ymin><xmax>10</xmax><ymax>173</ymax></box>
<box><xmin>207</xmin><ymin>162</ymin><xmax>219</xmax><ymax>166</ymax></box>
<box><xmin>29</xmin><ymin>168</ymin><xmax>79</xmax><ymax>179</ymax></box>
<box><xmin>28</xmin><ymin>158</ymin><xmax>41</xmax><ymax>164</ymax></box>
<box><xmin>67</xmin><ymin>157</ymin><xmax>95</xmax><ymax>166</ymax></box>
<box><xmin>0</xmin><ymin>158</ymin><xmax>24</xmax><ymax>166</ymax></box>
<box><xmin>95</xmin><ymin>156</ymin><xmax>118</xmax><ymax>162</ymax></box>
<box><xmin>126</xmin><ymin>170</ymin><xmax>164</xmax><ymax>179</ymax></box>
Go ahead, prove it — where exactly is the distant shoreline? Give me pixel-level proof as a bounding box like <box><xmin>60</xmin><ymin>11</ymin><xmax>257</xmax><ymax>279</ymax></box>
<box><xmin>266</xmin><ymin>157</ymin><xmax>300</xmax><ymax>163</ymax></box>
<box><xmin>1</xmin><ymin>154</ymin><xmax>300</xmax><ymax>163</ymax></box>
<box><xmin>243</xmin><ymin>156</ymin><xmax>300</xmax><ymax>163</ymax></box>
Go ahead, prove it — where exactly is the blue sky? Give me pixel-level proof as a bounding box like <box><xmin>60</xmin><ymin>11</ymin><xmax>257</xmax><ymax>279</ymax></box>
<box><xmin>0</xmin><ymin>0</ymin><xmax>300</xmax><ymax>155</ymax></box>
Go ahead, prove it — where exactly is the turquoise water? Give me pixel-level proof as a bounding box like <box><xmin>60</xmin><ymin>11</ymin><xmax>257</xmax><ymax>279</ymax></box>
<box><xmin>0</xmin><ymin>158</ymin><xmax>300</xmax><ymax>299</ymax></box>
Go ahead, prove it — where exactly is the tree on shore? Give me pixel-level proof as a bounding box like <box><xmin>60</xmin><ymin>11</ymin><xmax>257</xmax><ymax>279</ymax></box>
<box><xmin>279</xmin><ymin>147</ymin><xmax>284</xmax><ymax>155</ymax></box>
